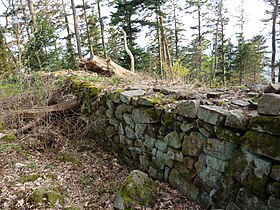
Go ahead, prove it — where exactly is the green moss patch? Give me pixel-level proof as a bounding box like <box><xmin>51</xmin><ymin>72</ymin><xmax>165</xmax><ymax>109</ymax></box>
<box><xmin>1</xmin><ymin>134</ymin><xmax>17</xmax><ymax>142</ymax></box>
<box><xmin>18</xmin><ymin>174</ymin><xmax>42</xmax><ymax>184</ymax></box>
<box><xmin>250</xmin><ymin>115</ymin><xmax>280</xmax><ymax>135</ymax></box>
<box><xmin>28</xmin><ymin>187</ymin><xmax>63</xmax><ymax>207</ymax></box>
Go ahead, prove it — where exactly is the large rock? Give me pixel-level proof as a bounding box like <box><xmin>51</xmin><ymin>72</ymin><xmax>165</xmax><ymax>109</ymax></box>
<box><xmin>197</xmin><ymin>105</ymin><xmax>229</xmax><ymax>125</ymax></box>
<box><xmin>115</xmin><ymin>104</ymin><xmax>131</xmax><ymax>120</ymax></box>
<box><xmin>120</xmin><ymin>89</ymin><xmax>145</xmax><ymax>104</ymax></box>
<box><xmin>198</xmin><ymin>166</ymin><xmax>223</xmax><ymax>189</ymax></box>
<box><xmin>228</xmin><ymin>148</ymin><xmax>271</xmax><ymax>197</ymax></box>
<box><xmin>258</xmin><ymin>93</ymin><xmax>280</xmax><ymax>115</ymax></box>
<box><xmin>182</xmin><ymin>135</ymin><xmax>201</xmax><ymax>157</ymax></box>
<box><xmin>241</xmin><ymin>130</ymin><xmax>280</xmax><ymax>161</ymax></box>
<box><xmin>225</xmin><ymin>109</ymin><xmax>250</xmax><ymax>131</ymax></box>
<box><xmin>203</xmin><ymin>138</ymin><xmax>237</xmax><ymax>160</ymax></box>
<box><xmin>235</xmin><ymin>188</ymin><xmax>269</xmax><ymax>210</ymax></box>
<box><xmin>168</xmin><ymin>168</ymin><xmax>200</xmax><ymax>201</ymax></box>
<box><xmin>175</xmin><ymin>100</ymin><xmax>200</xmax><ymax>118</ymax></box>
<box><xmin>250</xmin><ymin>115</ymin><xmax>280</xmax><ymax>135</ymax></box>
<box><xmin>114</xmin><ymin>170</ymin><xmax>157</xmax><ymax>209</ymax></box>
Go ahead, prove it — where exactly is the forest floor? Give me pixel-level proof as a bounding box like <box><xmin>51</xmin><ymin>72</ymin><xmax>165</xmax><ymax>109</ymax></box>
<box><xmin>0</xmin><ymin>73</ymin><xmax>203</xmax><ymax>209</ymax></box>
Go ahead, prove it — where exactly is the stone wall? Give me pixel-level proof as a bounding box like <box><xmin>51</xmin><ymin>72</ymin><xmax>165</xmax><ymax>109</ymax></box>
<box><xmin>71</xmin><ymin>78</ymin><xmax>280</xmax><ymax>210</ymax></box>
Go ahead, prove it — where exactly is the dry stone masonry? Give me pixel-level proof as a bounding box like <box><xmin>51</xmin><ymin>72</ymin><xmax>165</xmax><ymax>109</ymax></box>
<box><xmin>71</xmin><ymin>78</ymin><xmax>280</xmax><ymax>210</ymax></box>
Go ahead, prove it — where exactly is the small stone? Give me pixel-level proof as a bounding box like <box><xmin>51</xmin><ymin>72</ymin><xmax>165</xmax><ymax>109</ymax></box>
<box><xmin>183</xmin><ymin>156</ymin><xmax>197</xmax><ymax>170</ymax></box>
<box><xmin>125</xmin><ymin>125</ymin><xmax>135</xmax><ymax>139</ymax></box>
<box><xmin>258</xmin><ymin>93</ymin><xmax>280</xmax><ymax>115</ymax></box>
<box><xmin>155</xmin><ymin>140</ymin><xmax>168</xmax><ymax>152</ymax></box>
<box><xmin>207</xmin><ymin>92</ymin><xmax>221</xmax><ymax>99</ymax></box>
<box><xmin>153</xmin><ymin>86</ymin><xmax>176</xmax><ymax>95</ymax></box>
<box><xmin>231</xmin><ymin>99</ymin><xmax>250</xmax><ymax>107</ymax></box>
<box><xmin>132</xmin><ymin>108</ymin><xmax>160</xmax><ymax>124</ymax></box>
<box><xmin>180</xmin><ymin>122</ymin><xmax>196</xmax><ymax>133</ymax></box>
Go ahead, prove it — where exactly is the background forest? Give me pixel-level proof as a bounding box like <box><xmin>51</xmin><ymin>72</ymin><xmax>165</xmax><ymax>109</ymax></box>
<box><xmin>0</xmin><ymin>0</ymin><xmax>279</xmax><ymax>86</ymax></box>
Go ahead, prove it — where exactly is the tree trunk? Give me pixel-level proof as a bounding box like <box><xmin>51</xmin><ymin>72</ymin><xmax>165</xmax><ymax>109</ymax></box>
<box><xmin>27</xmin><ymin>0</ymin><xmax>36</xmax><ymax>33</ymax></box>
<box><xmin>71</xmin><ymin>0</ymin><xmax>83</xmax><ymax>59</ymax></box>
<box><xmin>97</xmin><ymin>0</ymin><xmax>107</xmax><ymax>59</ymax></box>
<box><xmin>121</xmin><ymin>29</ymin><xmax>135</xmax><ymax>72</ymax></box>
<box><xmin>62</xmin><ymin>0</ymin><xmax>76</xmax><ymax>68</ymax></box>
<box><xmin>82</xmin><ymin>0</ymin><xmax>94</xmax><ymax>58</ymax></box>
<box><xmin>271</xmin><ymin>0</ymin><xmax>278</xmax><ymax>83</ymax></box>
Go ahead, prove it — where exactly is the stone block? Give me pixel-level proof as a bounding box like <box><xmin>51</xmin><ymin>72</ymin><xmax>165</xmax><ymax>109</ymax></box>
<box><xmin>144</xmin><ymin>134</ymin><xmax>156</xmax><ymax>153</ymax></box>
<box><xmin>155</xmin><ymin>139</ymin><xmax>168</xmax><ymax>152</ymax></box>
<box><xmin>168</xmin><ymin>168</ymin><xmax>200</xmax><ymax>201</ymax></box>
<box><xmin>215</xmin><ymin>126</ymin><xmax>241</xmax><ymax>144</ymax></box>
<box><xmin>258</xmin><ymin>93</ymin><xmax>280</xmax><ymax>115</ymax></box>
<box><xmin>132</xmin><ymin>108</ymin><xmax>160</xmax><ymax>124</ymax></box>
<box><xmin>250</xmin><ymin>115</ymin><xmax>280</xmax><ymax>135</ymax></box>
<box><xmin>115</xmin><ymin>104</ymin><xmax>131</xmax><ymax>120</ymax></box>
<box><xmin>206</xmin><ymin>155</ymin><xmax>229</xmax><ymax>172</ymax></box>
<box><xmin>211</xmin><ymin>175</ymin><xmax>241</xmax><ymax>209</ymax></box>
<box><xmin>106</xmin><ymin>109</ymin><xmax>115</xmax><ymax>118</ymax></box>
<box><xmin>268</xmin><ymin>196</ymin><xmax>280</xmax><ymax>210</ymax></box>
<box><xmin>125</xmin><ymin>125</ymin><xmax>136</xmax><ymax>139</ymax></box>
<box><xmin>123</xmin><ymin>113</ymin><xmax>135</xmax><ymax>128</ymax></box>
<box><xmin>236</xmin><ymin>188</ymin><xmax>269</xmax><ymax>210</ymax></box>
<box><xmin>196</xmin><ymin>120</ymin><xmax>215</xmax><ymax>137</ymax></box>
<box><xmin>153</xmin><ymin>150</ymin><xmax>174</xmax><ymax>169</ymax></box>
<box><xmin>120</xmin><ymin>89</ymin><xmax>145</xmax><ymax>104</ymax></box>
<box><xmin>148</xmin><ymin>166</ymin><xmax>163</xmax><ymax>180</ymax></box>
<box><xmin>182</xmin><ymin>135</ymin><xmax>201</xmax><ymax>156</ymax></box>
<box><xmin>183</xmin><ymin>156</ymin><xmax>197</xmax><ymax>170</ymax></box>
<box><xmin>197</xmin><ymin>105</ymin><xmax>229</xmax><ymax>125</ymax></box>
<box><xmin>146</xmin><ymin>124</ymin><xmax>161</xmax><ymax>138</ymax></box>
<box><xmin>267</xmin><ymin>182</ymin><xmax>280</xmax><ymax>197</ymax></box>
<box><xmin>135</xmin><ymin>123</ymin><xmax>147</xmax><ymax>139</ymax></box>
<box><xmin>225</xmin><ymin>109</ymin><xmax>249</xmax><ymax>131</ymax></box>
<box><xmin>228</xmin><ymin>148</ymin><xmax>271</xmax><ymax>197</ymax></box>
<box><xmin>174</xmin><ymin>100</ymin><xmax>200</xmax><ymax>118</ymax></box>
<box><xmin>198</xmin><ymin>167</ymin><xmax>223</xmax><ymax>189</ymax></box>
<box><xmin>108</xmin><ymin>91</ymin><xmax>121</xmax><ymax>103</ymax></box>
<box><xmin>189</xmin><ymin>131</ymin><xmax>206</xmax><ymax>149</ymax></box>
<box><xmin>139</xmin><ymin>155</ymin><xmax>149</xmax><ymax>171</ymax></box>
<box><xmin>180</xmin><ymin>121</ymin><xmax>196</xmax><ymax>133</ymax></box>
<box><xmin>167</xmin><ymin>148</ymin><xmax>183</xmax><ymax>162</ymax></box>
<box><xmin>161</xmin><ymin>112</ymin><xmax>176</xmax><ymax>127</ymax></box>
<box><xmin>197</xmin><ymin>192</ymin><xmax>212</xmax><ymax>210</ymax></box>
<box><xmin>203</xmin><ymin>138</ymin><xmax>237</xmax><ymax>160</ymax></box>
<box><xmin>271</xmin><ymin>165</ymin><xmax>280</xmax><ymax>181</ymax></box>
<box><xmin>164</xmin><ymin>131</ymin><xmax>181</xmax><ymax>149</ymax></box>
<box><xmin>264</xmin><ymin>83</ymin><xmax>280</xmax><ymax>93</ymax></box>
<box><xmin>241</xmin><ymin>130</ymin><xmax>280</xmax><ymax>161</ymax></box>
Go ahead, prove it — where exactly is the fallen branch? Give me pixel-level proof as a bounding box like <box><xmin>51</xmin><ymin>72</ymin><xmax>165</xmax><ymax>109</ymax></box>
<box><xmin>15</xmin><ymin>98</ymin><xmax>81</xmax><ymax>119</ymax></box>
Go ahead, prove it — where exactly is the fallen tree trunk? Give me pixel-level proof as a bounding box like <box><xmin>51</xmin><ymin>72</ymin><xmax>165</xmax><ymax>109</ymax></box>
<box><xmin>79</xmin><ymin>55</ymin><xmax>136</xmax><ymax>77</ymax></box>
<box><xmin>15</xmin><ymin>98</ymin><xmax>81</xmax><ymax>119</ymax></box>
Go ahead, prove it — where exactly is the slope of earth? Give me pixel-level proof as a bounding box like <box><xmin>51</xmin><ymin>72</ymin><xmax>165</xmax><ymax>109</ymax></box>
<box><xmin>0</xmin><ymin>135</ymin><xmax>202</xmax><ymax>209</ymax></box>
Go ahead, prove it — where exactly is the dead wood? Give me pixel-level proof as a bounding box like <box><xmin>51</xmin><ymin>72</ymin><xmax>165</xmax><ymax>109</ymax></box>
<box><xmin>79</xmin><ymin>55</ymin><xmax>136</xmax><ymax>77</ymax></box>
<box><xmin>15</xmin><ymin>98</ymin><xmax>81</xmax><ymax>119</ymax></box>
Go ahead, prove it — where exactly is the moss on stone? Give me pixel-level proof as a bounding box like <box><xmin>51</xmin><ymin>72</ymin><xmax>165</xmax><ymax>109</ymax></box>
<box><xmin>241</xmin><ymin>130</ymin><xmax>280</xmax><ymax>161</ymax></box>
<box><xmin>2</xmin><ymin>134</ymin><xmax>16</xmax><ymax>142</ymax></box>
<box><xmin>146</xmin><ymin>108</ymin><xmax>159</xmax><ymax>121</ymax></box>
<box><xmin>18</xmin><ymin>174</ymin><xmax>41</xmax><ymax>184</ymax></box>
<box><xmin>250</xmin><ymin>115</ymin><xmax>280</xmax><ymax>135</ymax></box>
<box><xmin>215</xmin><ymin>126</ymin><xmax>241</xmax><ymax>144</ymax></box>
<box><xmin>28</xmin><ymin>187</ymin><xmax>63</xmax><ymax>207</ymax></box>
<box><xmin>161</xmin><ymin>112</ymin><xmax>176</xmax><ymax>127</ymax></box>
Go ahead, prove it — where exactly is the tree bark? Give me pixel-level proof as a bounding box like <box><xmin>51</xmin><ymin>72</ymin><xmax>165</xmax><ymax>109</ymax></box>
<box><xmin>27</xmin><ymin>0</ymin><xmax>36</xmax><ymax>33</ymax></box>
<box><xmin>97</xmin><ymin>0</ymin><xmax>107</xmax><ymax>59</ymax></box>
<box><xmin>271</xmin><ymin>0</ymin><xmax>278</xmax><ymax>83</ymax></box>
<box><xmin>82</xmin><ymin>0</ymin><xmax>94</xmax><ymax>58</ymax></box>
<box><xmin>121</xmin><ymin>29</ymin><xmax>135</xmax><ymax>72</ymax></box>
<box><xmin>71</xmin><ymin>0</ymin><xmax>83</xmax><ymax>59</ymax></box>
